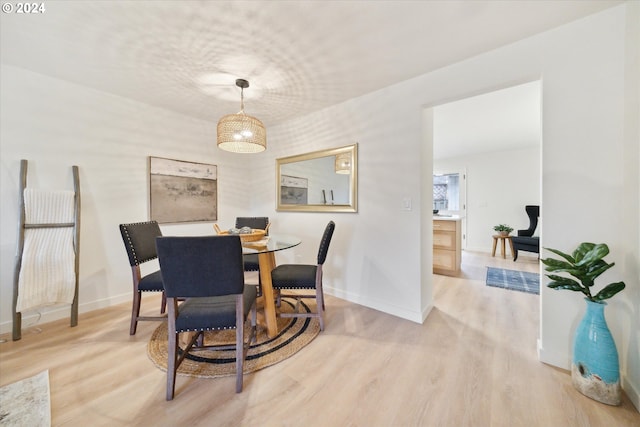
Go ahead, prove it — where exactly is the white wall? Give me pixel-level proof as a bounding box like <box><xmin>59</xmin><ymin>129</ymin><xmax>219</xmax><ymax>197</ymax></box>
<box><xmin>621</xmin><ymin>0</ymin><xmax>640</xmax><ymax>407</ymax></box>
<box><xmin>250</xmin><ymin>4</ymin><xmax>639</xmax><ymax>408</ymax></box>
<box><xmin>1</xmin><ymin>3</ymin><xmax>638</xmax><ymax>410</ymax></box>
<box><xmin>0</xmin><ymin>64</ymin><xmax>257</xmax><ymax>327</ymax></box>
<box><xmin>435</xmin><ymin>146</ymin><xmax>541</xmax><ymax>253</ymax></box>
<box><xmin>536</xmin><ymin>4</ymin><xmax>639</xmax><ymax>409</ymax></box>
<box><xmin>250</xmin><ymin>85</ymin><xmax>429</xmax><ymax>323</ymax></box>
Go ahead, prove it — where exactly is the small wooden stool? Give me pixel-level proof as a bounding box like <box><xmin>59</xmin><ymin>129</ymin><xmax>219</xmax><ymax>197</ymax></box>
<box><xmin>492</xmin><ymin>235</ymin><xmax>514</xmax><ymax>259</ymax></box>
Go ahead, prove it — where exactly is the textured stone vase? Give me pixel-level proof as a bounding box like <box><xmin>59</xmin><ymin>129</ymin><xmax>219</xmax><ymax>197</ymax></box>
<box><xmin>571</xmin><ymin>299</ymin><xmax>621</xmax><ymax>405</ymax></box>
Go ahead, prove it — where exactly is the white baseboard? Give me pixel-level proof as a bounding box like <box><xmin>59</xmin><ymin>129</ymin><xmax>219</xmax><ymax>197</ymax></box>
<box><xmin>464</xmin><ymin>246</ymin><xmax>539</xmax><ymax>260</ymax></box>
<box><xmin>623</xmin><ymin>375</ymin><xmax>640</xmax><ymax>413</ymax></box>
<box><xmin>464</xmin><ymin>246</ymin><xmax>491</xmax><ymax>253</ymax></box>
<box><xmin>422</xmin><ymin>303</ymin><xmax>434</xmax><ymax>322</ymax></box>
<box><xmin>0</xmin><ymin>293</ymin><xmax>130</xmax><ymax>336</ymax></box>
<box><xmin>325</xmin><ymin>286</ymin><xmax>424</xmax><ymax>324</ymax></box>
<box><xmin>537</xmin><ymin>338</ymin><xmax>570</xmax><ymax>370</ymax></box>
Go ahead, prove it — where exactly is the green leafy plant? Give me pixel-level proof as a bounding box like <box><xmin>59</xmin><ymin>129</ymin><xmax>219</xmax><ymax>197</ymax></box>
<box><xmin>541</xmin><ymin>242</ymin><xmax>626</xmax><ymax>302</ymax></box>
<box><xmin>493</xmin><ymin>224</ymin><xmax>514</xmax><ymax>234</ymax></box>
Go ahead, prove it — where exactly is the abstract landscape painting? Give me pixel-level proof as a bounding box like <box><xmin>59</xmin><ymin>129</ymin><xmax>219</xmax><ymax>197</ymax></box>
<box><xmin>149</xmin><ymin>157</ymin><xmax>217</xmax><ymax>223</ymax></box>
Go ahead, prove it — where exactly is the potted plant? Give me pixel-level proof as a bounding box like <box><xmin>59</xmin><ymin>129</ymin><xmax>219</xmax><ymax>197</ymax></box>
<box><xmin>493</xmin><ymin>224</ymin><xmax>513</xmax><ymax>236</ymax></box>
<box><xmin>541</xmin><ymin>242</ymin><xmax>626</xmax><ymax>405</ymax></box>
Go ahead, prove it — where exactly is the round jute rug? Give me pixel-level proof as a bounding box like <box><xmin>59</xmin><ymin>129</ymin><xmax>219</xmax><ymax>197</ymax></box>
<box><xmin>147</xmin><ymin>298</ymin><xmax>320</xmax><ymax>378</ymax></box>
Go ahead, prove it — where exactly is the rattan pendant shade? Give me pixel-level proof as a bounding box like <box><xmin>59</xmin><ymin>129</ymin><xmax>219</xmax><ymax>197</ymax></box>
<box><xmin>335</xmin><ymin>152</ymin><xmax>351</xmax><ymax>174</ymax></box>
<box><xmin>217</xmin><ymin>79</ymin><xmax>266</xmax><ymax>153</ymax></box>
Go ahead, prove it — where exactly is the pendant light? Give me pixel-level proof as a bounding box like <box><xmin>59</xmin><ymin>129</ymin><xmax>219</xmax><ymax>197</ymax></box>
<box><xmin>335</xmin><ymin>152</ymin><xmax>351</xmax><ymax>174</ymax></box>
<box><xmin>217</xmin><ymin>79</ymin><xmax>266</xmax><ymax>153</ymax></box>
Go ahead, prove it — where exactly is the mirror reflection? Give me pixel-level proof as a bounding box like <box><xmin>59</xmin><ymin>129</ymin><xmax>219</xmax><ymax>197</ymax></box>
<box><xmin>276</xmin><ymin>143</ymin><xmax>358</xmax><ymax>212</ymax></box>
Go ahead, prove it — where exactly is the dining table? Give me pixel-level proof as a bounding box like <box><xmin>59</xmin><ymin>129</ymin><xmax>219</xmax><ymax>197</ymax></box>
<box><xmin>242</xmin><ymin>234</ymin><xmax>301</xmax><ymax>338</ymax></box>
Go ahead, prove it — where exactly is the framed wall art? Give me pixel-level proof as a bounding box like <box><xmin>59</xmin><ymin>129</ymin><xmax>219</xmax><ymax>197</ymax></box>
<box><xmin>149</xmin><ymin>157</ymin><xmax>217</xmax><ymax>223</ymax></box>
<box><xmin>280</xmin><ymin>174</ymin><xmax>308</xmax><ymax>205</ymax></box>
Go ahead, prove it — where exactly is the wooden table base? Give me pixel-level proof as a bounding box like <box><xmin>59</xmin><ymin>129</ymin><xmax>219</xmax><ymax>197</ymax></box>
<box><xmin>257</xmin><ymin>251</ymin><xmax>278</xmax><ymax>338</ymax></box>
<box><xmin>492</xmin><ymin>235</ymin><xmax>514</xmax><ymax>259</ymax></box>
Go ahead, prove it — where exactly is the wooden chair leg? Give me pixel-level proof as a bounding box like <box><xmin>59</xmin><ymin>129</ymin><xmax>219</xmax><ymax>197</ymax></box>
<box><xmin>319</xmin><ymin>282</ymin><xmax>325</xmax><ymax>311</ymax></box>
<box><xmin>160</xmin><ymin>292</ymin><xmax>167</xmax><ymax>314</ymax></box>
<box><xmin>130</xmin><ymin>290</ymin><xmax>141</xmax><ymax>335</ymax></box>
<box><xmin>167</xmin><ymin>303</ymin><xmax>178</xmax><ymax>401</ymax></box>
<box><xmin>257</xmin><ymin>271</ymin><xmax>263</xmax><ymax>297</ymax></box>
<box><xmin>316</xmin><ymin>287</ymin><xmax>325</xmax><ymax>331</ymax></box>
<box><xmin>235</xmin><ymin>296</ymin><xmax>244</xmax><ymax>393</ymax></box>
<box><xmin>167</xmin><ymin>333</ymin><xmax>177</xmax><ymax>400</ymax></box>
<box><xmin>251</xmin><ymin>304</ymin><xmax>257</xmax><ymax>341</ymax></box>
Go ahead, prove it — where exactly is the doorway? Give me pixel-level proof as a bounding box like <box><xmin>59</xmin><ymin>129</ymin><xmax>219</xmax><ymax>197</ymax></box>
<box><xmin>429</xmin><ymin>80</ymin><xmax>542</xmax><ymax>274</ymax></box>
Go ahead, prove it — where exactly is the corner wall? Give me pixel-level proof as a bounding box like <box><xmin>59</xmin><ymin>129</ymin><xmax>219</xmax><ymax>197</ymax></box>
<box><xmin>0</xmin><ymin>64</ymin><xmax>255</xmax><ymax>330</ymax></box>
<box><xmin>620</xmin><ymin>0</ymin><xmax>640</xmax><ymax>408</ymax></box>
<box><xmin>250</xmin><ymin>4</ymin><xmax>638</xmax><ymax>409</ymax></box>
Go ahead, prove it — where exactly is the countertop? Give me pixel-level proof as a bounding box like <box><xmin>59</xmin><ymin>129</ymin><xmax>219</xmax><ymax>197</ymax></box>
<box><xmin>433</xmin><ymin>215</ymin><xmax>461</xmax><ymax>221</ymax></box>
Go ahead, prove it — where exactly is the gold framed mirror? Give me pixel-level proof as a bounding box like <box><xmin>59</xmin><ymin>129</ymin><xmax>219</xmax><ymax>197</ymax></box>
<box><xmin>276</xmin><ymin>143</ymin><xmax>358</xmax><ymax>212</ymax></box>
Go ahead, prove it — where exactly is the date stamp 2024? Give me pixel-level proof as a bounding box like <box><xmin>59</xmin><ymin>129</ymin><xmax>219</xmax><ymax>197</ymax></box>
<box><xmin>2</xmin><ymin>2</ymin><xmax>46</xmax><ymax>14</ymax></box>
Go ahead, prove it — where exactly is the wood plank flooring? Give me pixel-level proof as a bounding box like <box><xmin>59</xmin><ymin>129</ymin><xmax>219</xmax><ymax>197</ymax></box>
<box><xmin>1</xmin><ymin>251</ymin><xmax>638</xmax><ymax>426</ymax></box>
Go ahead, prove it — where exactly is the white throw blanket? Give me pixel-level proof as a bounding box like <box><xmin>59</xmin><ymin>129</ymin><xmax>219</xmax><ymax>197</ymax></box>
<box><xmin>17</xmin><ymin>189</ymin><xmax>76</xmax><ymax>313</ymax></box>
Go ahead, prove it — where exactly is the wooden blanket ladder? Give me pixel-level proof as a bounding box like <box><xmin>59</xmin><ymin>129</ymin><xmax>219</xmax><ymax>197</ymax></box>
<box><xmin>12</xmin><ymin>159</ymin><xmax>81</xmax><ymax>341</ymax></box>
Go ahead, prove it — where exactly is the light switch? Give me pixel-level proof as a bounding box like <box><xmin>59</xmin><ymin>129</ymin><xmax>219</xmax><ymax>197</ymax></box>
<box><xmin>402</xmin><ymin>197</ymin><xmax>412</xmax><ymax>211</ymax></box>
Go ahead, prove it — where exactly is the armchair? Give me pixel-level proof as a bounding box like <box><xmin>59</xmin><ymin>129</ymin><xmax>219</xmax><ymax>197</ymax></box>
<box><xmin>511</xmin><ymin>205</ymin><xmax>540</xmax><ymax>261</ymax></box>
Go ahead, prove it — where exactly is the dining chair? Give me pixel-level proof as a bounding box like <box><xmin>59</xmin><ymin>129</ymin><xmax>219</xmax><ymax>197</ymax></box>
<box><xmin>235</xmin><ymin>217</ymin><xmax>270</xmax><ymax>291</ymax></box>
<box><xmin>271</xmin><ymin>221</ymin><xmax>335</xmax><ymax>331</ymax></box>
<box><xmin>155</xmin><ymin>234</ymin><xmax>257</xmax><ymax>400</ymax></box>
<box><xmin>119</xmin><ymin>221</ymin><xmax>166</xmax><ymax>335</ymax></box>
<box><xmin>235</xmin><ymin>216</ymin><xmax>269</xmax><ymax>272</ymax></box>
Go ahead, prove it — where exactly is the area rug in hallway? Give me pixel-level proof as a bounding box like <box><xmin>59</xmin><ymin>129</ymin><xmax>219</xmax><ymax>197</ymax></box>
<box><xmin>147</xmin><ymin>298</ymin><xmax>320</xmax><ymax>378</ymax></box>
<box><xmin>486</xmin><ymin>267</ymin><xmax>540</xmax><ymax>295</ymax></box>
<box><xmin>0</xmin><ymin>370</ymin><xmax>51</xmax><ymax>426</ymax></box>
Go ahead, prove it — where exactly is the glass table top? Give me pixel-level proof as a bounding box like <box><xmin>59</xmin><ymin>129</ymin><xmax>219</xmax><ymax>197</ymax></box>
<box><xmin>241</xmin><ymin>234</ymin><xmax>301</xmax><ymax>254</ymax></box>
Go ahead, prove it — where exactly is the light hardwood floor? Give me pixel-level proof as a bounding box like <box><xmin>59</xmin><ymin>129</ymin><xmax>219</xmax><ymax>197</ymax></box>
<box><xmin>1</xmin><ymin>251</ymin><xmax>638</xmax><ymax>426</ymax></box>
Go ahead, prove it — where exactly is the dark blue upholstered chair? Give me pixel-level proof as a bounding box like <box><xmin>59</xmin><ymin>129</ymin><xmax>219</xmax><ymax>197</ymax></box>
<box><xmin>512</xmin><ymin>205</ymin><xmax>540</xmax><ymax>261</ymax></box>
<box><xmin>271</xmin><ymin>221</ymin><xmax>335</xmax><ymax>331</ymax></box>
<box><xmin>235</xmin><ymin>217</ymin><xmax>270</xmax><ymax>274</ymax></box>
<box><xmin>156</xmin><ymin>235</ymin><xmax>257</xmax><ymax>400</ymax></box>
<box><xmin>119</xmin><ymin>221</ymin><xmax>166</xmax><ymax>335</ymax></box>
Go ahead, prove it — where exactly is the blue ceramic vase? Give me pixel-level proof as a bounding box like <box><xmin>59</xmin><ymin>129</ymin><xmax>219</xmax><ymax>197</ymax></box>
<box><xmin>571</xmin><ymin>298</ymin><xmax>621</xmax><ymax>405</ymax></box>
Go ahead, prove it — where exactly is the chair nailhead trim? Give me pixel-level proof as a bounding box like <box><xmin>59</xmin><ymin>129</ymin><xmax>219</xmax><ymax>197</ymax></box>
<box><xmin>121</xmin><ymin>226</ymin><xmax>140</xmax><ymax>265</ymax></box>
<box><xmin>121</xmin><ymin>222</ymin><xmax>159</xmax><ymax>265</ymax></box>
<box><xmin>177</xmin><ymin>326</ymin><xmax>237</xmax><ymax>333</ymax></box>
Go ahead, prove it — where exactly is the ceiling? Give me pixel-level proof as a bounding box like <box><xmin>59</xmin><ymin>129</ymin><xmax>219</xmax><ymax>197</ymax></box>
<box><xmin>433</xmin><ymin>80</ymin><xmax>541</xmax><ymax>160</ymax></box>
<box><xmin>1</xmin><ymin>1</ymin><xmax>620</xmax><ymax>131</ymax></box>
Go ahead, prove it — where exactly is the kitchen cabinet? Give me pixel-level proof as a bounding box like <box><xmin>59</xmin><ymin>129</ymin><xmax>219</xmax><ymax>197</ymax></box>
<box><xmin>433</xmin><ymin>218</ymin><xmax>461</xmax><ymax>276</ymax></box>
